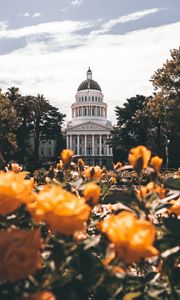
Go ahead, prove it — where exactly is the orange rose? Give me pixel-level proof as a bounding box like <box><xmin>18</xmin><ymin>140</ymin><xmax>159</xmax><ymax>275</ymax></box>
<box><xmin>83</xmin><ymin>183</ymin><xmax>101</xmax><ymax>205</ymax></box>
<box><xmin>56</xmin><ymin>160</ymin><xmax>63</xmax><ymax>170</ymax></box>
<box><xmin>128</xmin><ymin>146</ymin><xmax>151</xmax><ymax>171</ymax></box>
<box><xmin>0</xmin><ymin>229</ymin><xmax>41</xmax><ymax>282</ymax></box>
<box><xmin>78</xmin><ymin>159</ymin><xmax>85</xmax><ymax>170</ymax></box>
<box><xmin>168</xmin><ymin>198</ymin><xmax>180</xmax><ymax>215</ymax></box>
<box><xmin>84</xmin><ymin>166</ymin><xmax>102</xmax><ymax>179</ymax></box>
<box><xmin>61</xmin><ymin>149</ymin><xmax>74</xmax><ymax>167</ymax></box>
<box><xmin>20</xmin><ymin>291</ymin><xmax>56</xmax><ymax>300</ymax></box>
<box><xmin>150</xmin><ymin>156</ymin><xmax>163</xmax><ymax>174</ymax></box>
<box><xmin>136</xmin><ymin>182</ymin><xmax>166</xmax><ymax>200</ymax></box>
<box><xmin>100</xmin><ymin>211</ymin><xmax>159</xmax><ymax>264</ymax></box>
<box><xmin>0</xmin><ymin>171</ymin><xmax>35</xmax><ymax>215</ymax></box>
<box><xmin>11</xmin><ymin>163</ymin><xmax>23</xmax><ymax>173</ymax></box>
<box><xmin>113</xmin><ymin>162</ymin><xmax>122</xmax><ymax>170</ymax></box>
<box><xmin>28</xmin><ymin>185</ymin><xmax>91</xmax><ymax>235</ymax></box>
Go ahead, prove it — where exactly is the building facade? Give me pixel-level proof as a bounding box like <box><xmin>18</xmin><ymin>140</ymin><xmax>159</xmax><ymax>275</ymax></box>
<box><xmin>66</xmin><ymin>68</ymin><xmax>113</xmax><ymax>167</ymax></box>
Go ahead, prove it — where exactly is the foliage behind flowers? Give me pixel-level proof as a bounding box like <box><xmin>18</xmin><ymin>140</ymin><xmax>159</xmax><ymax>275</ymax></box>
<box><xmin>0</xmin><ymin>147</ymin><xmax>179</xmax><ymax>300</ymax></box>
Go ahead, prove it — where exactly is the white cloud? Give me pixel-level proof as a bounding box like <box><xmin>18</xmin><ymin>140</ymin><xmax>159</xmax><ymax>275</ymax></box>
<box><xmin>0</xmin><ymin>20</ymin><xmax>92</xmax><ymax>40</ymax></box>
<box><xmin>32</xmin><ymin>12</ymin><xmax>43</xmax><ymax>18</ymax></box>
<box><xmin>61</xmin><ymin>7</ymin><xmax>69</xmax><ymax>12</ymax></box>
<box><xmin>0</xmin><ymin>16</ymin><xmax>179</xmax><ymax>123</ymax></box>
<box><xmin>0</xmin><ymin>21</ymin><xmax>8</xmax><ymax>30</ymax></box>
<box><xmin>91</xmin><ymin>8</ymin><xmax>166</xmax><ymax>36</ymax></box>
<box><xmin>23</xmin><ymin>12</ymin><xmax>31</xmax><ymax>17</ymax></box>
<box><xmin>22</xmin><ymin>12</ymin><xmax>43</xmax><ymax>18</ymax></box>
<box><xmin>71</xmin><ymin>0</ymin><xmax>83</xmax><ymax>7</ymax></box>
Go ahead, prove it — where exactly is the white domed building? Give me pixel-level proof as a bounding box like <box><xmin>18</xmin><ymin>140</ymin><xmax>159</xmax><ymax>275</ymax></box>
<box><xmin>66</xmin><ymin>68</ymin><xmax>113</xmax><ymax>167</ymax></box>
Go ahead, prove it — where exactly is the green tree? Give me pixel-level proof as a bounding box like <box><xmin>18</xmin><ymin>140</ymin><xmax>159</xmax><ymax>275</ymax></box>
<box><xmin>110</xmin><ymin>95</ymin><xmax>148</xmax><ymax>161</ymax></box>
<box><xmin>30</xmin><ymin>94</ymin><xmax>65</xmax><ymax>161</ymax></box>
<box><xmin>0</xmin><ymin>93</ymin><xmax>19</xmax><ymax>161</ymax></box>
<box><xmin>150</xmin><ymin>47</ymin><xmax>180</xmax><ymax>166</ymax></box>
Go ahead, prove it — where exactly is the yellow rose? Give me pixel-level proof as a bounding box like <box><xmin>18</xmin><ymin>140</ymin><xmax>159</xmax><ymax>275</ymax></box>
<box><xmin>0</xmin><ymin>229</ymin><xmax>41</xmax><ymax>282</ymax></box>
<box><xmin>136</xmin><ymin>182</ymin><xmax>166</xmax><ymax>200</ymax></box>
<box><xmin>61</xmin><ymin>149</ymin><xmax>74</xmax><ymax>167</ymax></box>
<box><xmin>83</xmin><ymin>183</ymin><xmax>101</xmax><ymax>205</ymax></box>
<box><xmin>100</xmin><ymin>211</ymin><xmax>159</xmax><ymax>264</ymax></box>
<box><xmin>128</xmin><ymin>146</ymin><xmax>151</xmax><ymax>170</ymax></box>
<box><xmin>84</xmin><ymin>166</ymin><xmax>102</xmax><ymax>179</ymax></box>
<box><xmin>150</xmin><ymin>156</ymin><xmax>163</xmax><ymax>174</ymax></box>
<box><xmin>28</xmin><ymin>185</ymin><xmax>91</xmax><ymax>235</ymax></box>
<box><xmin>0</xmin><ymin>171</ymin><xmax>35</xmax><ymax>215</ymax></box>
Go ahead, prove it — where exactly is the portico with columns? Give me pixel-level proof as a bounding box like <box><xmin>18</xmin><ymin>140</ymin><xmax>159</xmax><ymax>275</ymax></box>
<box><xmin>65</xmin><ymin>68</ymin><xmax>113</xmax><ymax>167</ymax></box>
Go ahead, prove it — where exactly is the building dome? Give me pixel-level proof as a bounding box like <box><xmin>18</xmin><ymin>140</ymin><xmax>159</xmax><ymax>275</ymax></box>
<box><xmin>77</xmin><ymin>79</ymin><xmax>101</xmax><ymax>92</ymax></box>
<box><xmin>77</xmin><ymin>68</ymin><xmax>102</xmax><ymax>92</ymax></box>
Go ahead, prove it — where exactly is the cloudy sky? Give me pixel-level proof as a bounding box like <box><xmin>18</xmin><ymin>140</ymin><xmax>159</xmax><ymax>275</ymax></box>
<box><xmin>0</xmin><ymin>0</ymin><xmax>179</xmax><ymax>122</ymax></box>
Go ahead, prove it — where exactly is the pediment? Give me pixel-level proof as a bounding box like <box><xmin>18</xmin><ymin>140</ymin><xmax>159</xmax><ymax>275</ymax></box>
<box><xmin>68</xmin><ymin>122</ymin><xmax>111</xmax><ymax>132</ymax></box>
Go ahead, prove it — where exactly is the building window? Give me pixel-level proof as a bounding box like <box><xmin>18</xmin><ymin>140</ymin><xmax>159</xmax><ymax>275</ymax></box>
<box><xmin>95</xmin><ymin>97</ymin><xmax>97</xmax><ymax>101</ymax></box>
<box><xmin>49</xmin><ymin>141</ymin><xmax>51</xmax><ymax>145</ymax></box>
<box><xmin>48</xmin><ymin>148</ymin><xmax>51</xmax><ymax>156</ymax></box>
<box><xmin>41</xmin><ymin>149</ymin><xmax>44</xmax><ymax>156</ymax></box>
<box><xmin>80</xmin><ymin>137</ymin><xmax>82</xmax><ymax>144</ymax></box>
<box><xmin>84</xmin><ymin>108</ymin><xmax>87</xmax><ymax>116</ymax></box>
<box><xmin>92</xmin><ymin>96</ymin><xmax>94</xmax><ymax>101</ymax></box>
<box><xmin>97</xmin><ymin>147</ymin><xmax>99</xmax><ymax>155</ymax></box>
<box><xmin>89</xmin><ymin>96</ymin><xmax>91</xmax><ymax>101</ymax></box>
<box><xmin>85</xmin><ymin>96</ymin><xmax>87</xmax><ymax>101</ymax></box>
<box><xmin>92</xmin><ymin>108</ymin><xmax>95</xmax><ymax>116</ymax></box>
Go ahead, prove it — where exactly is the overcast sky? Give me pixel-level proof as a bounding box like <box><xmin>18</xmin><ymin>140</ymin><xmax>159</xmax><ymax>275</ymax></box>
<box><xmin>0</xmin><ymin>0</ymin><xmax>179</xmax><ymax>122</ymax></box>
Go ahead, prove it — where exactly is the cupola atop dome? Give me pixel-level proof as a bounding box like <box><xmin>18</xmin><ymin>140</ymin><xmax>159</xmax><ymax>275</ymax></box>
<box><xmin>77</xmin><ymin>68</ymin><xmax>102</xmax><ymax>92</ymax></box>
<box><xmin>87</xmin><ymin>67</ymin><xmax>92</xmax><ymax>80</ymax></box>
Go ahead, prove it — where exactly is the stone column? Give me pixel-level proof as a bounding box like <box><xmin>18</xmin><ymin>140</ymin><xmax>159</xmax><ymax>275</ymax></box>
<box><xmin>66</xmin><ymin>135</ymin><xmax>69</xmax><ymax>148</ymax></box>
<box><xmin>84</xmin><ymin>135</ymin><xmax>87</xmax><ymax>156</ymax></box>
<box><xmin>77</xmin><ymin>135</ymin><xmax>80</xmax><ymax>155</ymax></box>
<box><xmin>92</xmin><ymin>135</ymin><xmax>95</xmax><ymax>156</ymax></box>
<box><xmin>106</xmin><ymin>135</ymin><xmax>110</xmax><ymax>156</ymax></box>
<box><xmin>70</xmin><ymin>135</ymin><xmax>72</xmax><ymax>150</ymax></box>
<box><xmin>99</xmin><ymin>135</ymin><xmax>102</xmax><ymax>156</ymax></box>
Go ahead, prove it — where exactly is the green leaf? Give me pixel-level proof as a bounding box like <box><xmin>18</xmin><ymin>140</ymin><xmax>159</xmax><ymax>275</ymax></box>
<box><xmin>163</xmin><ymin>216</ymin><xmax>180</xmax><ymax>237</ymax></box>
<box><xmin>163</xmin><ymin>178</ymin><xmax>180</xmax><ymax>190</ymax></box>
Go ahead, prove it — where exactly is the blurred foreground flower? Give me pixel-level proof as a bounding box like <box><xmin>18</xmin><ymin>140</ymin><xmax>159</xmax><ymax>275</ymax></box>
<box><xmin>113</xmin><ymin>162</ymin><xmax>122</xmax><ymax>171</ymax></box>
<box><xmin>150</xmin><ymin>156</ymin><xmax>163</xmax><ymax>174</ymax></box>
<box><xmin>11</xmin><ymin>163</ymin><xmax>23</xmax><ymax>173</ymax></box>
<box><xmin>128</xmin><ymin>146</ymin><xmax>151</xmax><ymax>171</ymax></box>
<box><xmin>0</xmin><ymin>171</ymin><xmax>35</xmax><ymax>215</ymax></box>
<box><xmin>28</xmin><ymin>185</ymin><xmax>91</xmax><ymax>235</ymax></box>
<box><xmin>84</xmin><ymin>166</ymin><xmax>102</xmax><ymax>179</ymax></box>
<box><xmin>100</xmin><ymin>211</ymin><xmax>159</xmax><ymax>263</ymax></box>
<box><xmin>83</xmin><ymin>183</ymin><xmax>101</xmax><ymax>206</ymax></box>
<box><xmin>20</xmin><ymin>291</ymin><xmax>56</xmax><ymax>300</ymax></box>
<box><xmin>136</xmin><ymin>182</ymin><xmax>167</xmax><ymax>200</ymax></box>
<box><xmin>61</xmin><ymin>149</ymin><xmax>74</xmax><ymax>168</ymax></box>
<box><xmin>0</xmin><ymin>229</ymin><xmax>41</xmax><ymax>282</ymax></box>
<box><xmin>168</xmin><ymin>198</ymin><xmax>180</xmax><ymax>216</ymax></box>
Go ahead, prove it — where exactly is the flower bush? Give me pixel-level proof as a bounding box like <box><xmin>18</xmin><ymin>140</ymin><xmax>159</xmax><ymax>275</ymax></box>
<box><xmin>0</xmin><ymin>146</ymin><xmax>179</xmax><ymax>300</ymax></box>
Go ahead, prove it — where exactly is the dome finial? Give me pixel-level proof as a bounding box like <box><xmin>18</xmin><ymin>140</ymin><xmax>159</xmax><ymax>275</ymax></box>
<box><xmin>87</xmin><ymin>67</ymin><xmax>92</xmax><ymax>80</ymax></box>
